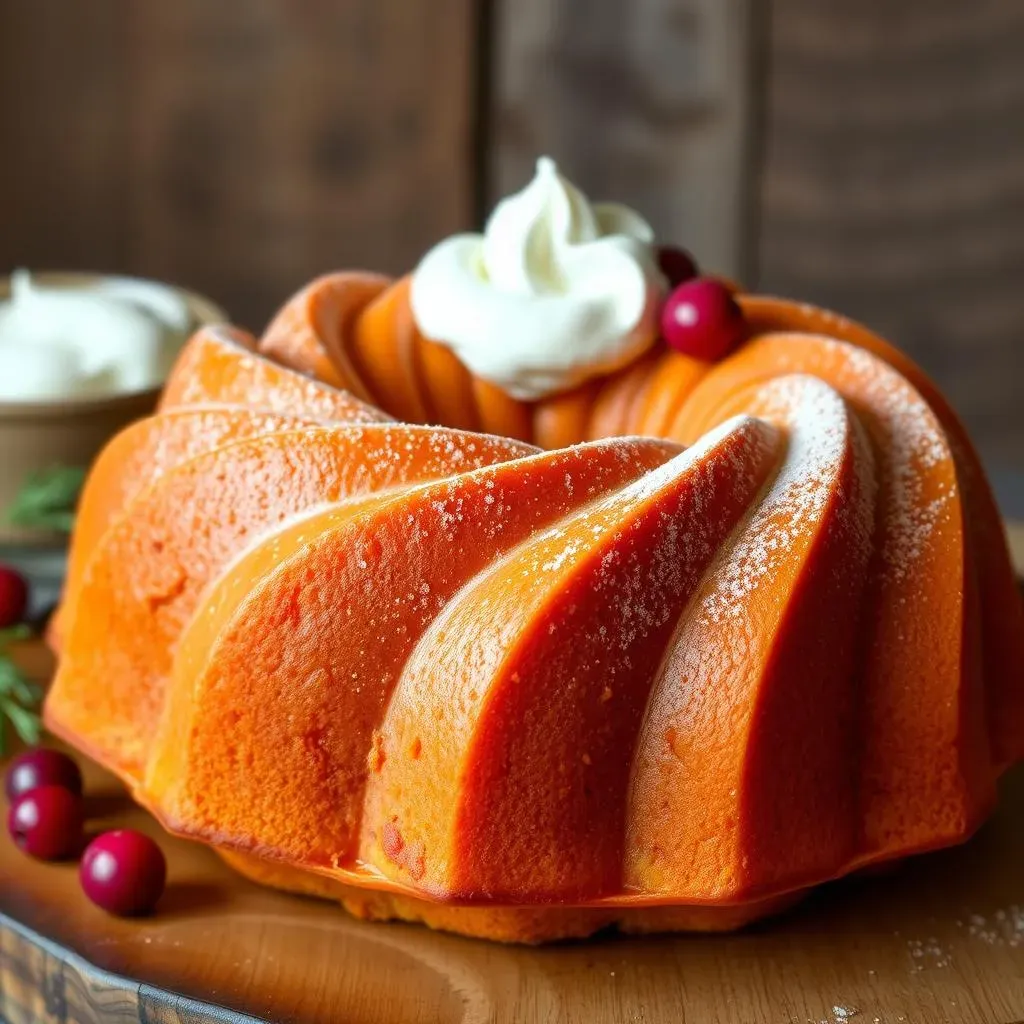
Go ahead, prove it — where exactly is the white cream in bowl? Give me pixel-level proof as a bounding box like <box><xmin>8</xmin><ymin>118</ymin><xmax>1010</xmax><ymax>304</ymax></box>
<box><xmin>0</xmin><ymin>270</ymin><xmax>194</xmax><ymax>402</ymax></box>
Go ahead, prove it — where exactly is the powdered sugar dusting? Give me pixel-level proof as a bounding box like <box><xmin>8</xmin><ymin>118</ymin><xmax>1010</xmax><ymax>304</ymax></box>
<box><xmin>905</xmin><ymin>935</ymin><xmax>953</xmax><ymax>970</ymax></box>
<box><xmin>749</xmin><ymin>335</ymin><xmax>957</xmax><ymax>582</ymax></box>
<box><xmin>838</xmin><ymin>344</ymin><xmax>954</xmax><ymax>581</ymax></box>
<box><xmin>395</xmin><ymin>416</ymin><xmax>776</xmax><ymax>738</ymax></box>
<box><xmin>960</xmin><ymin>906</ymin><xmax>1024</xmax><ymax>947</ymax></box>
<box><xmin>700</xmin><ymin>376</ymin><xmax>862</xmax><ymax>625</ymax></box>
<box><xmin>518</xmin><ymin>416</ymin><xmax>776</xmax><ymax>659</ymax></box>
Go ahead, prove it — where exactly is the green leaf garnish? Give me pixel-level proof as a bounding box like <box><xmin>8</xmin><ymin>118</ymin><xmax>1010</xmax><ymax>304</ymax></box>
<box><xmin>7</xmin><ymin>465</ymin><xmax>86</xmax><ymax>533</ymax></box>
<box><xmin>0</xmin><ymin>625</ymin><xmax>32</xmax><ymax>645</ymax></box>
<box><xmin>1</xmin><ymin>699</ymin><xmax>41</xmax><ymax>747</ymax></box>
<box><xmin>0</xmin><ymin>624</ymin><xmax>39</xmax><ymax>755</ymax></box>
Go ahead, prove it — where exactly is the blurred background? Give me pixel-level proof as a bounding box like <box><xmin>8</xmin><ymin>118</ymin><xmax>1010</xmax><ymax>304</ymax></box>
<box><xmin>1</xmin><ymin>0</ymin><xmax>1022</xmax><ymax>508</ymax></box>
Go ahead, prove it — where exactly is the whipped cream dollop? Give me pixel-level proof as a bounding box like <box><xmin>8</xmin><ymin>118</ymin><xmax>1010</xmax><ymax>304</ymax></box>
<box><xmin>0</xmin><ymin>271</ymin><xmax>193</xmax><ymax>402</ymax></box>
<box><xmin>410</xmin><ymin>157</ymin><xmax>664</xmax><ymax>401</ymax></box>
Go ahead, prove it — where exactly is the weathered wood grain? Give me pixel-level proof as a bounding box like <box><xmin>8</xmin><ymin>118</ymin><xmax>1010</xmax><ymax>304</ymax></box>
<box><xmin>759</xmin><ymin>0</ymin><xmax>1024</xmax><ymax>470</ymax></box>
<box><xmin>490</xmin><ymin>0</ymin><xmax>761</xmax><ymax>279</ymax></box>
<box><xmin>0</xmin><ymin>3</ymin><xmax>129</xmax><ymax>275</ymax></box>
<box><xmin>0</xmin><ymin>915</ymin><xmax>263</xmax><ymax>1024</ymax></box>
<box><xmin>1008</xmin><ymin>520</ymin><xmax>1024</xmax><ymax>571</ymax></box>
<box><xmin>0</xmin><ymin>0</ymin><xmax>478</xmax><ymax>331</ymax></box>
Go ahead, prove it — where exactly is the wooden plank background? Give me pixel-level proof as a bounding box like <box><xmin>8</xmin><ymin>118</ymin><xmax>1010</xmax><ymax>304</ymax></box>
<box><xmin>758</xmin><ymin>0</ymin><xmax>1024</xmax><ymax>471</ymax></box>
<box><xmin>489</xmin><ymin>0</ymin><xmax>760</xmax><ymax>280</ymax></box>
<box><xmin>0</xmin><ymin>0</ymin><xmax>478</xmax><ymax>327</ymax></box>
<box><xmin>0</xmin><ymin>0</ymin><xmax>1021</xmax><ymax>474</ymax></box>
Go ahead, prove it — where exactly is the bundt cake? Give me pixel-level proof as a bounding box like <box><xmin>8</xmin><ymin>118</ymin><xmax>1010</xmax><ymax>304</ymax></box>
<box><xmin>45</xmin><ymin>158</ymin><xmax>1024</xmax><ymax>943</ymax></box>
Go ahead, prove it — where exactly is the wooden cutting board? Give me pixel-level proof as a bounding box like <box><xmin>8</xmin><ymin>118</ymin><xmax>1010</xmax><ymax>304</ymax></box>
<box><xmin>3</xmin><ymin>525</ymin><xmax>1024</xmax><ymax>1024</ymax></box>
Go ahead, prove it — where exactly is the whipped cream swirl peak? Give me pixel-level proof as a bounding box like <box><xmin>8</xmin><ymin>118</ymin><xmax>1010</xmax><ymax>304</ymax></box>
<box><xmin>410</xmin><ymin>157</ymin><xmax>664</xmax><ymax>401</ymax></box>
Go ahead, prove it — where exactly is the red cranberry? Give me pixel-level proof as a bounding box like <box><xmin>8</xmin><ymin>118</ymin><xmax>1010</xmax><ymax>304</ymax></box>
<box><xmin>80</xmin><ymin>830</ymin><xmax>167</xmax><ymax>917</ymax></box>
<box><xmin>657</xmin><ymin>245</ymin><xmax>700</xmax><ymax>289</ymax></box>
<box><xmin>0</xmin><ymin>565</ymin><xmax>28</xmax><ymax>628</ymax></box>
<box><xmin>7</xmin><ymin>785</ymin><xmax>84</xmax><ymax>860</ymax></box>
<box><xmin>661</xmin><ymin>277</ymin><xmax>746</xmax><ymax>361</ymax></box>
<box><xmin>5</xmin><ymin>748</ymin><xmax>83</xmax><ymax>802</ymax></box>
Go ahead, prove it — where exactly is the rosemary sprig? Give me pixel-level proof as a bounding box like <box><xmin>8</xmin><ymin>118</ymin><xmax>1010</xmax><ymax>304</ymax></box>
<box><xmin>7</xmin><ymin>465</ymin><xmax>86</xmax><ymax>533</ymax></box>
<box><xmin>0</xmin><ymin>625</ymin><xmax>41</xmax><ymax>754</ymax></box>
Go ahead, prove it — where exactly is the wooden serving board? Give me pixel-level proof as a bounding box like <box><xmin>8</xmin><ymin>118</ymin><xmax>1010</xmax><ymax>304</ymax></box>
<box><xmin>3</xmin><ymin>526</ymin><xmax>1024</xmax><ymax>1024</ymax></box>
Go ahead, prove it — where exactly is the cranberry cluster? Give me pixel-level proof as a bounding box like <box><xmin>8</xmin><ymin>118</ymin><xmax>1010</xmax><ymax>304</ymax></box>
<box><xmin>656</xmin><ymin>246</ymin><xmax>746</xmax><ymax>362</ymax></box>
<box><xmin>2</xmin><ymin>562</ymin><xmax>165</xmax><ymax>917</ymax></box>
<box><xmin>5</xmin><ymin>748</ymin><xmax>166</xmax><ymax>917</ymax></box>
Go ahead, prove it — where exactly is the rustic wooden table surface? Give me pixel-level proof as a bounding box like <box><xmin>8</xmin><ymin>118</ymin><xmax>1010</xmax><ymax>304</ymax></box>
<box><xmin>2</xmin><ymin>524</ymin><xmax>1023</xmax><ymax>1024</ymax></box>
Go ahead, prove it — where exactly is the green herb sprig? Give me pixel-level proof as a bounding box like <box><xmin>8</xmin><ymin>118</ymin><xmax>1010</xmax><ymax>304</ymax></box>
<box><xmin>7</xmin><ymin>465</ymin><xmax>86</xmax><ymax>533</ymax></box>
<box><xmin>0</xmin><ymin>625</ymin><xmax>41</xmax><ymax>754</ymax></box>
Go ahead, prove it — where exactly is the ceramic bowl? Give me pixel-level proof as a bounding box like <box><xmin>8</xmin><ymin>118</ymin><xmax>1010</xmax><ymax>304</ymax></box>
<box><xmin>0</xmin><ymin>272</ymin><xmax>227</xmax><ymax>546</ymax></box>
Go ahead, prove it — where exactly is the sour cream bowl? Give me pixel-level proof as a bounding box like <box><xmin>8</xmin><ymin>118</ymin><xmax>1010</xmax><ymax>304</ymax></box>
<box><xmin>0</xmin><ymin>272</ymin><xmax>226</xmax><ymax>545</ymax></box>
